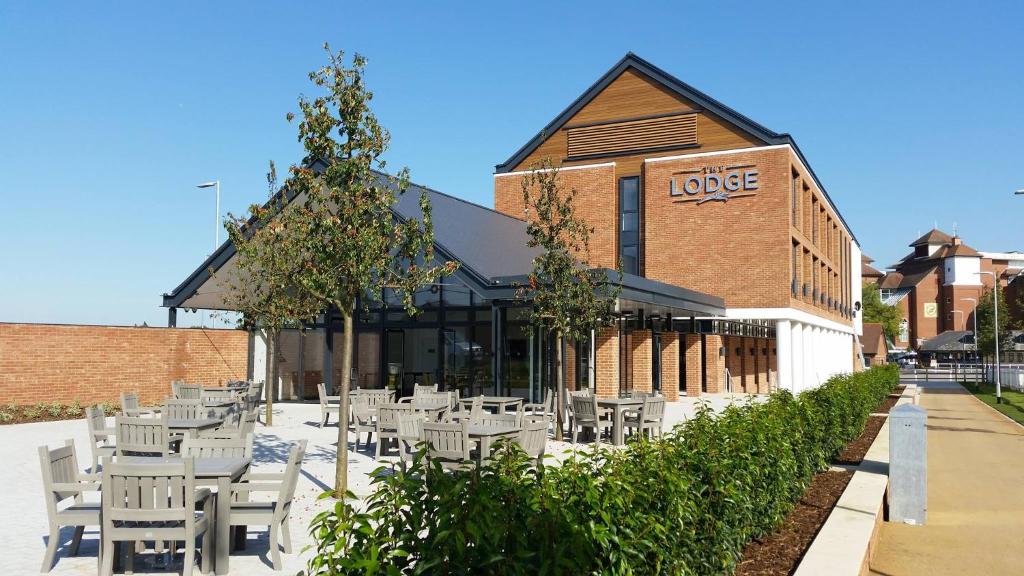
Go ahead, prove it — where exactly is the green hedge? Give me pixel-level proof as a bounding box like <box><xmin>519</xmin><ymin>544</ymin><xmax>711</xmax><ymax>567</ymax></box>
<box><xmin>305</xmin><ymin>365</ymin><xmax>898</xmax><ymax>576</ymax></box>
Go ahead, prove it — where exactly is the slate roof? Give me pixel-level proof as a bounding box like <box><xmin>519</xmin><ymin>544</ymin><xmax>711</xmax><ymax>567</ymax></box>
<box><xmin>163</xmin><ymin>169</ymin><xmax>725</xmax><ymax>317</ymax></box>
<box><xmin>919</xmin><ymin>330</ymin><xmax>975</xmax><ymax>352</ymax></box>
<box><xmin>910</xmin><ymin>228</ymin><xmax>953</xmax><ymax>247</ymax></box>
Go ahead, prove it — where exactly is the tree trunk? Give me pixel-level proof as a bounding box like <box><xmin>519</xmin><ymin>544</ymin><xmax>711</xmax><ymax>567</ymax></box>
<box><xmin>265</xmin><ymin>330</ymin><xmax>276</xmax><ymax>426</ymax></box>
<box><xmin>335</xmin><ymin>308</ymin><xmax>354</xmax><ymax>496</ymax></box>
<box><xmin>554</xmin><ymin>330</ymin><xmax>564</xmax><ymax>441</ymax></box>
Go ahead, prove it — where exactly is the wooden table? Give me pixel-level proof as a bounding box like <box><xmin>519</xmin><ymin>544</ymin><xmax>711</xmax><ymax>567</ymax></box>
<box><xmin>467</xmin><ymin>424</ymin><xmax>520</xmax><ymax>461</ymax></box>
<box><xmin>118</xmin><ymin>456</ymin><xmax>251</xmax><ymax>575</ymax></box>
<box><xmin>167</xmin><ymin>417</ymin><xmax>222</xmax><ymax>438</ymax></box>
<box><xmin>408</xmin><ymin>403</ymin><xmax>450</xmax><ymax>421</ymax></box>
<box><xmin>597</xmin><ymin>398</ymin><xmax>642</xmax><ymax>445</ymax></box>
<box><xmin>459</xmin><ymin>396</ymin><xmax>524</xmax><ymax>414</ymax></box>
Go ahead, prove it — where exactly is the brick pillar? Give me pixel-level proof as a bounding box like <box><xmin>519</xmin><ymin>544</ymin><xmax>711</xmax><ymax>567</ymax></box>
<box><xmin>565</xmin><ymin>340</ymin><xmax>577</xmax><ymax>392</ymax></box>
<box><xmin>661</xmin><ymin>332</ymin><xmax>680</xmax><ymax>401</ymax></box>
<box><xmin>770</xmin><ymin>339</ymin><xmax>778</xmax><ymax>390</ymax></box>
<box><xmin>631</xmin><ymin>329</ymin><xmax>653</xmax><ymax>393</ymax></box>
<box><xmin>595</xmin><ymin>327</ymin><xmax>619</xmax><ymax>399</ymax></box>
<box><xmin>744</xmin><ymin>338</ymin><xmax>757</xmax><ymax>393</ymax></box>
<box><xmin>704</xmin><ymin>334</ymin><xmax>725</xmax><ymax>393</ymax></box>
<box><xmin>685</xmin><ymin>334</ymin><xmax>702</xmax><ymax>397</ymax></box>
<box><xmin>757</xmin><ymin>339</ymin><xmax>770</xmax><ymax>394</ymax></box>
<box><xmin>726</xmin><ymin>336</ymin><xmax>743</xmax><ymax>393</ymax></box>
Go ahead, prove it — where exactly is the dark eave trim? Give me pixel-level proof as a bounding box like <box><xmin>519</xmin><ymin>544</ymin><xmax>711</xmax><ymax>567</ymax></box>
<box><xmin>488</xmin><ymin>269</ymin><xmax>725</xmax><ymax>317</ymax></box>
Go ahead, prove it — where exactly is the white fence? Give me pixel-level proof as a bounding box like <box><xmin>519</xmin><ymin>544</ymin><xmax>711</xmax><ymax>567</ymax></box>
<box><xmin>901</xmin><ymin>364</ymin><xmax>1024</xmax><ymax>390</ymax></box>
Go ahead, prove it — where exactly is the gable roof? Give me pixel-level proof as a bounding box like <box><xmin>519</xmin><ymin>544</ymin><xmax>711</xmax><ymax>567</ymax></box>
<box><xmin>492</xmin><ymin>52</ymin><xmax>858</xmax><ymax>244</ymax></box>
<box><xmin>494</xmin><ymin>52</ymin><xmax>785</xmax><ymax>174</ymax></box>
<box><xmin>861</xmin><ymin>323</ymin><xmax>886</xmax><ymax>355</ymax></box>
<box><xmin>910</xmin><ymin>228</ymin><xmax>953</xmax><ymax>247</ymax></box>
<box><xmin>162</xmin><ymin>169</ymin><xmax>724</xmax><ymax>318</ymax></box>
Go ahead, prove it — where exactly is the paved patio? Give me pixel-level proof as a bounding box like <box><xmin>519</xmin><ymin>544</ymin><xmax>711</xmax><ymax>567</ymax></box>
<box><xmin>2</xmin><ymin>393</ymin><xmax>761</xmax><ymax>574</ymax></box>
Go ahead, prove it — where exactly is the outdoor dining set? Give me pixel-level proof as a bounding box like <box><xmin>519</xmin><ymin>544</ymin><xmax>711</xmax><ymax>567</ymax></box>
<box><xmin>317</xmin><ymin>383</ymin><xmax>668</xmax><ymax>470</ymax></box>
<box><xmin>39</xmin><ymin>380</ymin><xmax>306</xmax><ymax>576</ymax></box>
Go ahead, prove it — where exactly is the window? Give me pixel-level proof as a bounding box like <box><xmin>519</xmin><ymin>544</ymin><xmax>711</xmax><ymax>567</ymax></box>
<box><xmin>619</xmin><ymin>176</ymin><xmax>641</xmax><ymax>275</ymax></box>
<box><xmin>791</xmin><ymin>171</ymin><xmax>800</xmax><ymax>230</ymax></box>
<box><xmin>792</xmin><ymin>241</ymin><xmax>800</xmax><ymax>295</ymax></box>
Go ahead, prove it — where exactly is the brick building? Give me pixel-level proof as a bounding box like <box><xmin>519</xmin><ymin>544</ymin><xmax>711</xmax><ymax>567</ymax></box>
<box><xmin>165</xmin><ymin>54</ymin><xmax>865</xmax><ymax>400</ymax></box>
<box><xmin>875</xmin><ymin>228</ymin><xmax>1024</xmax><ymax>354</ymax></box>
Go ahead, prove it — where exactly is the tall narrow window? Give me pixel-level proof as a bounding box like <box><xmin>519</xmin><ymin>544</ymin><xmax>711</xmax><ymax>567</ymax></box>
<box><xmin>619</xmin><ymin>176</ymin><xmax>640</xmax><ymax>275</ymax></box>
<box><xmin>791</xmin><ymin>171</ymin><xmax>800</xmax><ymax>230</ymax></box>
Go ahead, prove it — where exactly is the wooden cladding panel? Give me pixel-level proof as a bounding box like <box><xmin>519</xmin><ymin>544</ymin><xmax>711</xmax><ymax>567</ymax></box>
<box><xmin>511</xmin><ymin>69</ymin><xmax>762</xmax><ymax>171</ymax></box>
<box><xmin>566</xmin><ymin>114</ymin><xmax>697</xmax><ymax>158</ymax></box>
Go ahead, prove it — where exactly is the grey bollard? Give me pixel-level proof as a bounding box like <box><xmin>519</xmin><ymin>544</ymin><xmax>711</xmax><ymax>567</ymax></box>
<box><xmin>889</xmin><ymin>404</ymin><xmax>927</xmax><ymax>525</ymax></box>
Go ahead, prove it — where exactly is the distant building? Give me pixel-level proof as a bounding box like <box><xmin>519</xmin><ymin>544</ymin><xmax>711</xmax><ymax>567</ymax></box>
<box><xmin>873</xmin><ymin>229</ymin><xmax>1023</xmax><ymax>354</ymax></box>
<box><xmin>861</xmin><ymin>323</ymin><xmax>888</xmax><ymax>367</ymax></box>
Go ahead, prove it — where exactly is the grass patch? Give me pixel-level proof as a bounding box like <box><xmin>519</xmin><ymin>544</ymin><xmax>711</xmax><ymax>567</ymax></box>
<box><xmin>968</xmin><ymin>383</ymin><xmax>1024</xmax><ymax>426</ymax></box>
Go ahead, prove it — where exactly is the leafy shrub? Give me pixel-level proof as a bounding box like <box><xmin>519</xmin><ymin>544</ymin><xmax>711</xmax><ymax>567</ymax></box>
<box><xmin>44</xmin><ymin>401</ymin><xmax>65</xmax><ymax>418</ymax></box>
<box><xmin>305</xmin><ymin>365</ymin><xmax>898</xmax><ymax>576</ymax></box>
<box><xmin>64</xmin><ymin>400</ymin><xmax>84</xmax><ymax>419</ymax></box>
<box><xmin>22</xmin><ymin>403</ymin><xmax>44</xmax><ymax>420</ymax></box>
<box><xmin>0</xmin><ymin>404</ymin><xmax>16</xmax><ymax>423</ymax></box>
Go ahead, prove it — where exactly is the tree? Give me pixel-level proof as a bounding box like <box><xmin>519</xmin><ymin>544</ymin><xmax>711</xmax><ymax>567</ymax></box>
<box><xmin>280</xmin><ymin>46</ymin><xmax>455</xmax><ymax>495</ymax></box>
<box><xmin>975</xmin><ymin>286</ymin><xmax>1013</xmax><ymax>357</ymax></box>
<box><xmin>862</xmin><ymin>283</ymin><xmax>901</xmax><ymax>342</ymax></box>
<box><xmin>517</xmin><ymin>160</ymin><xmax>621</xmax><ymax>440</ymax></box>
<box><xmin>222</xmin><ymin>162</ymin><xmax>322</xmax><ymax>426</ymax></box>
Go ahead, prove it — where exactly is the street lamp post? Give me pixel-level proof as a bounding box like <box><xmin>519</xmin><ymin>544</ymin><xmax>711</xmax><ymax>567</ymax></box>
<box><xmin>196</xmin><ymin>180</ymin><xmax>221</xmax><ymax>328</ymax></box>
<box><xmin>196</xmin><ymin>181</ymin><xmax>221</xmax><ymax>251</ymax></box>
<box><xmin>975</xmin><ymin>271</ymin><xmax>1000</xmax><ymax>403</ymax></box>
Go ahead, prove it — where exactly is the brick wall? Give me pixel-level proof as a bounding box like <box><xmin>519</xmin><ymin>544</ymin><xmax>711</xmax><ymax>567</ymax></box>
<box><xmin>595</xmin><ymin>327</ymin><xmax>619</xmax><ymax>398</ymax></box>
<box><xmin>0</xmin><ymin>323</ymin><xmax>249</xmax><ymax>406</ymax></box>
<box><xmin>494</xmin><ymin>165</ymin><xmax>617</xmax><ymax>270</ymax></box>
<box><xmin>660</xmin><ymin>332</ymin><xmax>679</xmax><ymax>401</ymax></box>
<box><xmin>684</xmin><ymin>334</ymin><xmax>702</xmax><ymax>397</ymax></box>
<box><xmin>704</xmin><ymin>334</ymin><xmax>725</xmax><ymax>393</ymax></box>
<box><xmin>630</xmin><ymin>330</ymin><xmax>653</xmax><ymax>393</ymax></box>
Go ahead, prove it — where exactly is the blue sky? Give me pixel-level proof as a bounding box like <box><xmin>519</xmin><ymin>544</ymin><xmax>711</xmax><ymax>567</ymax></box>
<box><xmin>1</xmin><ymin>1</ymin><xmax>1021</xmax><ymax>327</ymax></box>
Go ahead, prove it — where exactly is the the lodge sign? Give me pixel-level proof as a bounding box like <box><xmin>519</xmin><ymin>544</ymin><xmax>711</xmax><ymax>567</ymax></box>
<box><xmin>670</xmin><ymin>164</ymin><xmax>759</xmax><ymax>204</ymax></box>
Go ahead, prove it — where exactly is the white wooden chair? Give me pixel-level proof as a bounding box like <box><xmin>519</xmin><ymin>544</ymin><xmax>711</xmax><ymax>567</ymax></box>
<box><xmin>181</xmin><ymin>433</ymin><xmax>254</xmax><ymax>459</ymax></box>
<box><xmin>624</xmin><ymin>396</ymin><xmax>666</xmax><ymax>440</ymax></box>
<box><xmin>120</xmin><ymin>391</ymin><xmax>159</xmax><ymax>417</ymax></box>
<box><xmin>516</xmin><ymin>419</ymin><xmax>548</xmax><ymax>468</ymax></box>
<box><xmin>570</xmin><ymin>394</ymin><xmax>612</xmax><ymax>444</ymax></box>
<box><xmin>38</xmin><ymin>440</ymin><xmax>100</xmax><ymax>573</ymax></box>
<box><xmin>421</xmin><ymin>421</ymin><xmax>472</xmax><ymax>471</ymax></box>
<box><xmin>229</xmin><ymin>440</ymin><xmax>307</xmax><ymax>570</ymax></box>
<box><xmin>99</xmin><ymin>456</ymin><xmax>213</xmax><ymax>576</ymax></box>
<box><xmin>84</xmin><ymin>404</ymin><xmax>115</xmax><ymax>472</ymax></box>
<box><xmin>398</xmin><ymin>413</ymin><xmax>428</xmax><ymax>467</ymax></box>
<box><xmin>114</xmin><ymin>414</ymin><xmax>170</xmax><ymax>457</ymax></box>
<box><xmin>317</xmin><ymin>382</ymin><xmax>341</xmax><ymax>428</ymax></box>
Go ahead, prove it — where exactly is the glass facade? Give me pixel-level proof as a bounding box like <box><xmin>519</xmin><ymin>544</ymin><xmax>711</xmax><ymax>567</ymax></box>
<box><xmin>274</xmin><ymin>278</ymin><xmax>551</xmax><ymax>403</ymax></box>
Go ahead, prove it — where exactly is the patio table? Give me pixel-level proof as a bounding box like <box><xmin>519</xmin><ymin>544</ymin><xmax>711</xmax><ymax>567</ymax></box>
<box><xmin>117</xmin><ymin>456</ymin><xmax>251</xmax><ymax>575</ymax></box>
<box><xmin>408</xmin><ymin>403</ymin><xmax>450</xmax><ymax>421</ymax></box>
<box><xmin>459</xmin><ymin>396</ymin><xmax>524</xmax><ymax>414</ymax></box>
<box><xmin>596</xmin><ymin>398</ymin><xmax>642</xmax><ymax>446</ymax></box>
<box><xmin>467</xmin><ymin>424</ymin><xmax>520</xmax><ymax>461</ymax></box>
<box><xmin>167</xmin><ymin>417</ymin><xmax>223</xmax><ymax>438</ymax></box>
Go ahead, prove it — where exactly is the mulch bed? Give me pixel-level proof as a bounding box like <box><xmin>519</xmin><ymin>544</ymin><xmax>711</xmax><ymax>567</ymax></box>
<box><xmin>735</xmin><ymin>470</ymin><xmax>853</xmax><ymax>576</ymax></box>
<box><xmin>1</xmin><ymin>413</ymin><xmax>81</xmax><ymax>425</ymax></box>
<box><xmin>834</xmin><ymin>416</ymin><xmax>886</xmax><ymax>465</ymax></box>
<box><xmin>734</xmin><ymin>392</ymin><xmax>896</xmax><ymax>575</ymax></box>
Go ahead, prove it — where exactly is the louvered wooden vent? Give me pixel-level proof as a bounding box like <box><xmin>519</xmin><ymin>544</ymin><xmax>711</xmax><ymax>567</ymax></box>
<box><xmin>565</xmin><ymin>113</ymin><xmax>698</xmax><ymax>158</ymax></box>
